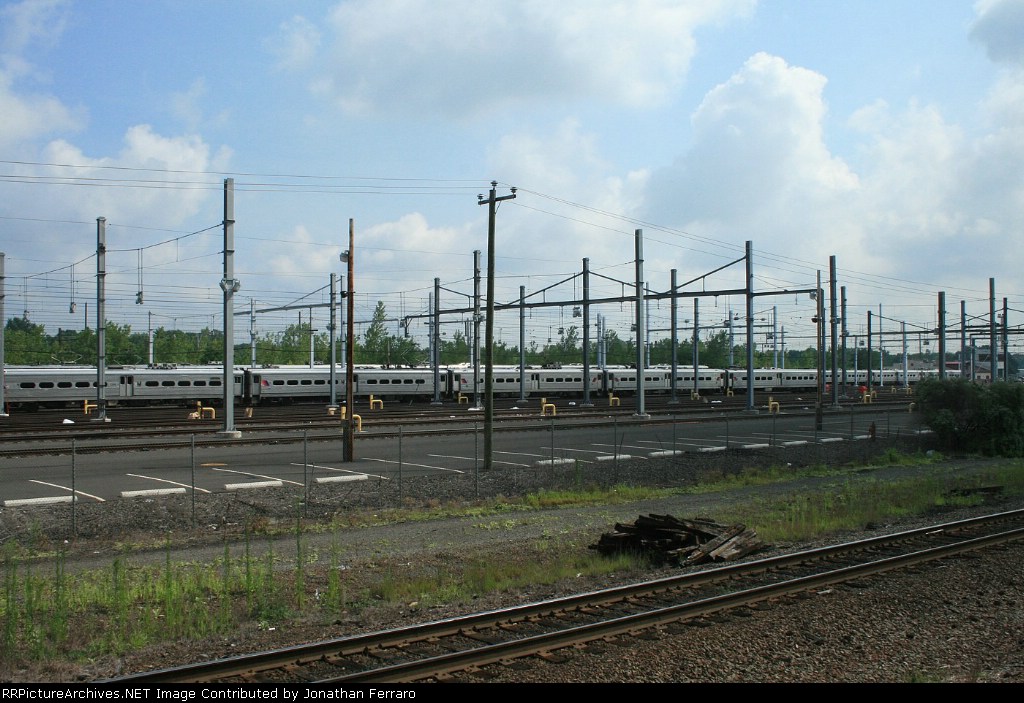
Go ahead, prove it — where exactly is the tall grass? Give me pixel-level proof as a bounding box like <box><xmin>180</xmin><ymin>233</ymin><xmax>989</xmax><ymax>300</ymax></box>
<box><xmin>1</xmin><ymin>455</ymin><xmax>1020</xmax><ymax>667</ymax></box>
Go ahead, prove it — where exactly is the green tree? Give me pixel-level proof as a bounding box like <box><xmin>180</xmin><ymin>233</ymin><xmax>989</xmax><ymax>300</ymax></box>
<box><xmin>3</xmin><ymin>317</ymin><xmax>51</xmax><ymax>364</ymax></box>
<box><xmin>356</xmin><ymin>301</ymin><xmax>425</xmax><ymax>367</ymax></box>
<box><xmin>916</xmin><ymin>378</ymin><xmax>1024</xmax><ymax>455</ymax></box>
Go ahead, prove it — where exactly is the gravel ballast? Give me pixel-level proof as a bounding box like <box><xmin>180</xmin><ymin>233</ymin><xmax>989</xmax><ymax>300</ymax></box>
<box><xmin>1</xmin><ymin>436</ymin><xmax>1022</xmax><ymax>683</ymax></box>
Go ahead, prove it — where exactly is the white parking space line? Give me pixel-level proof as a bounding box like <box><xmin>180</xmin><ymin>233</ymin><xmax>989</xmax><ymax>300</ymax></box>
<box><xmin>289</xmin><ymin>463</ymin><xmax>388</xmax><ymax>480</ymax></box>
<box><xmin>209</xmin><ymin>467</ymin><xmax>303</xmax><ymax>487</ymax></box>
<box><xmin>591</xmin><ymin>442</ymin><xmax>650</xmax><ymax>451</ymax></box>
<box><xmin>122</xmin><ymin>488</ymin><xmax>187</xmax><ymax>498</ymax></box>
<box><xmin>544</xmin><ymin>447</ymin><xmax>623</xmax><ymax>455</ymax></box>
<box><xmin>226</xmin><ymin>481</ymin><xmax>284</xmax><ymax>491</ymax></box>
<box><xmin>29</xmin><ymin>480</ymin><xmax>105</xmax><ymax>502</ymax></box>
<box><xmin>428</xmin><ymin>454</ymin><xmax>530</xmax><ymax>468</ymax></box>
<box><xmin>126</xmin><ymin>473</ymin><xmax>212</xmax><ymax>494</ymax></box>
<box><xmin>363</xmin><ymin>458</ymin><xmax>464</xmax><ymax>474</ymax></box>
<box><xmin>5</xmin><ymin>496</ymin><xmax>76</xmax><ymax>506</ymax></box>
<box><xmin>315</xmin><ymin>475</ymin><xmax>369</xmax><ymax>484</ymax></box>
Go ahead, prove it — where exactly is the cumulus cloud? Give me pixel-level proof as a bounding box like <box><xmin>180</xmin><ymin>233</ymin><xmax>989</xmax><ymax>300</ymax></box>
<box><xmin>0</xmin><ymin>0</ymin><xmax>81</xmax><ymax>148</ymax></box>
<box><xmin>485</xmin><ymin>118</ymin><xmax>648</xmax><ymax>276</ymax></box>
<box><xmin>0</xmin><ymin>70</ymin><xmax>82</xmax><ymax>148</ymax></box>
<box><xmin>970</xmin><ymin>0</ymin><xmax>1024</xmax><ymax>66</ymax></box>
<box><xmin>38</xmin><ymin>125</ymin><xmax>231</xmax><ymax>225</ymax></box>
<box><xmin>267</xmin><ymin>15</ymin><xmax>321</xmax><ymax>72</ymax></box>
<box><xmin>641</xmin><ymin>53</ymin><xmax>860</xmax><ymax>274</ymax></box>
<box><xmin>0</xmin><ymin>0</ymin><xmax>68</xmax><ymax>57</ymax></box>
<box><xmin>637</xmin><ymin>44</ymin><xmax>1023</xmax><ymax>300</ymax></box>
<box><xmin>301</xmin><ymin>0</ymin><xmax>753</xmax><ymax>119</ymax></box>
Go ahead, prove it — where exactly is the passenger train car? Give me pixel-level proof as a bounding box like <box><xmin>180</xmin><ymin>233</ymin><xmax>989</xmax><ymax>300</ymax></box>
<box><xmin>1</xmin><ymin>362</ymin><xmax>950</xmax><ymax>410</ymax></box>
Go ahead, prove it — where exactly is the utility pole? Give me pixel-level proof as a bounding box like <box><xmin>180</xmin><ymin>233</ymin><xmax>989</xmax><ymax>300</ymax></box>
<box><xmin>329</xmin><ymin>273</ymin><xmax>338</xmax><ymax>410</ymax></box>
<box><xmin>343</xmin><ymin>219</ymin><xmax>355</xmax><ymax>462</ymax></box>
<box><xmin>0</xmin><ymin>252</ymin><xmax>6</xmax><ymax>417</ymax></box>
<box><xmin>829</xmin><ymin>256</ymin><xmax>839</xmax><ymax>408</ymax></box>
<box><xmin>938</xmin><ymin>291</ymin><xmax>946</xmax><ymax>380</ymax></box>
<box><xmin>94</xmin><ymin>217</ymin><xmax>109</xmax><ymax>423</ymax></box>
<box><xmin>990</xmin><ymin>278</ymin><xmax>997</xmax><ymax>382</ymax></box>
<box><xmin>219</xmin><ymin>178</ymin><xmax>240</xmax><ymax>438</ymax></box>
<box><xmin>634</xmin><ymin>229</ymin><xmax>648</xmax><ymax>418</ymax></box>
<box><xmin>472</xmin><ymin>250</ymin><xmax>482</xmax><ymax>410</ymax></box>
<box><xmin>669</xmin><ymin>268</ymin><xmax>678</xmax><ymax>405</ymax></box>
<box><xmin>478</xmin><ymin>181</ymin><xmax>516</xmax><ymax>473</ymax></box>
<box><xmin>432</xmin><ymin>277</ymin><xmax>442</xmax><ymax>405</ymax></box>
<box><xmin>815</xmin><ymin>270</ymin><xmax>824</xmax><ymax>431</ymax></box>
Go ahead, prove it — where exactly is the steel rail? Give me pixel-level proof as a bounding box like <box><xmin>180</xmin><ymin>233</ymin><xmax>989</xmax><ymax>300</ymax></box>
<box><xmin>329</xmin><ymin>525</ymin><xmax>1024</xmax><ymax>683</ymax></box>
<box><xmin>107</xmin><ymin>509</ymin><xmax>1024</xmax><ymax>684</ymax></box>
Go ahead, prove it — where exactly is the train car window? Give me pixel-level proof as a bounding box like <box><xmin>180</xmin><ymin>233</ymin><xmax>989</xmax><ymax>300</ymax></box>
<box><xmin>162</xmin><ymin>381</ymin><xmax>176</xmax><ymax>387</ymax></box>
<box><xmin>366</xmin><ymin>379</ymin><xmax>377</xmax><ymax>384</ymax></box>
<box><xmin>76</xmin><ymin>381</ymin><xmax>91</xmax><ymax>388</ymax></box>
<box><xmin>145</xmin><ymin>381</ymin><xmax>160</xmax><ymax>387</ymax></box>
<box><xmin>194</xmin><ymin>381</ymin><xmax>207</xmax><ymax>387</ymax></box>
<box><xmin>39</xmin><ymin>382</ymin><xmax>54</xmax><ymax>389</ymax></box>
<box><xmin>286</xmin><ymin>380</ymin><xmax>298</xmax><ymax>386</ymax></box>
<box><xmin>300</xmin><ymin>380</ymin><xmax>312</xmax><ymax>385</ymax></box>
<box><xmin>18</xmin><ymin>382</ymin><xmax>36</xmax><ymax>388</ymax></box>
<box><xmin>314</xmin><ymin>380</ymin><xmax>325</xmax><ymax>385</ymax></box>
<box><xmin>416</xmin><ymin>379</ymin><xmax>425</xmax><ymax>385</ymax></box>
<box><xmin>177</xmin><ymin>381</ymin><xmax>191</xmax><ymax>386</ymax></box>
<box><xmin>211</xmin><ymin>380</ymin><xmax>222</xmax><ymax>387</ymax></box>
<box><xmin>272</xmin><ymin>380</ymin><xmax>284</xmax><ymax>386</ymax></box>
<box><xmin>57</xmin><ymin>381</ymin><xmax>72</xmax><ymax>388</ymax></box>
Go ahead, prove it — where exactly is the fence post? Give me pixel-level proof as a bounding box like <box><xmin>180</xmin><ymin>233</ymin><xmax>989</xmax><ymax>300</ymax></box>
<box><xmin>71</xmin><ymin>438</ymin><xmax>77</xmax><ymax>538</ymax></box>
<box><xmin>550</xmin><ymin>418</ymin><xmax>555</xmax><ymax>466</ymax></box>
<box><xmin>303</xmin><ymin>429</ymin><xmax>309</xmax><ymax>517</ymax></box>
<box><xmin>191</xmin><ymin>434</ymin><xmax>196</xmax><ymax>529</ymax></box>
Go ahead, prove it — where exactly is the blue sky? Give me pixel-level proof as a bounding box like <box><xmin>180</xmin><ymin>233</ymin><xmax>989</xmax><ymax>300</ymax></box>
<box><xmin>1</xmin><ymin>0</ymin><xmax>1022</xmax><ymax>359</ymax></box>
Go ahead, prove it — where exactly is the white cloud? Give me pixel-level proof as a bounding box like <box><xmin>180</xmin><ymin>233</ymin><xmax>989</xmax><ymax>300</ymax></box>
<box><xmin>169</xmin><ymin>78</ymin><xmax>229</xmax><ymax>133</ymax></box>
<box><xmin>308</xmin><ymin>0</ymin><xmax>754</xmax><ymax>119</ymax></box>
<box><xmin>38</xmin><ymin>125</ymin><xmax>231</xmax><ymax>228</ymax></box>
<box><xmin>636</xmin><ymin>46</ymin><xmax>1024</xmax><ymax>303</ymax></box>
<box><xmin>485</xmin><ymin>119</ymin><xmax>650</xmax><ymax>279</ymax></box>
<box><xmin>0</xmin><ymin>0</ymin><xmax>80</xmax><ymax>149</ymax></box>
<box><xmin>0</xmin><ymin>69</ymin><xmax>82</xmax><ymax>148</ymax></box>
<box><xmin>267</xmin><ymin>15</ymin><xmax>321</xmax><ymax>72</ymax></box>
<box><xmin>642</xmin><ymin>53</ymin><xmax>860</xmax><ymax>272</ymax></box>
<box><xmin>0</xmin><ymin>0</ymin><xmax>68</xmax><ymax>57</ymax></box>
<box><xmin>970</xmin><ymin>0</ymin><xmax>1024</xmax><ymax>66</ymax></box>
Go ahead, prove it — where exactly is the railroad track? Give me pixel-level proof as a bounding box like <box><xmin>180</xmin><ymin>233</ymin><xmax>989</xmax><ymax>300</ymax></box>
<box><xmin>107</xmin><ymin>509</ymin><xmax>1024</xmax><ymax>684</ymax></box>
<box><xmin>0</xmin><ymin>399</ymin><xmax>915</xmax><ymax>458</ymax></box>
<box><xmin>0</xmin><ymin>391</ymin><xmax>913</xmax><ymax>445</ymax></box>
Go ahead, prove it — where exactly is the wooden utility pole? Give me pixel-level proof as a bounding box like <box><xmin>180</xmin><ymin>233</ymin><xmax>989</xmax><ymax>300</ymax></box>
<box><xmin>478</xmin><ymin>181</ymin><xmax>516</xmax><ymax>472</ymax></box>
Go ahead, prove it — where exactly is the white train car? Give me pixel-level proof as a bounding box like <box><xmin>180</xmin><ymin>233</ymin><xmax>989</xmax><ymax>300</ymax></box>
<box><xmin>354</xmin><ymin>367</ymin><xmax>446</xmax><ymax>400</ymax></box>
<box><xmin>725</xmin><ymin>369</ymin><xmax>782</xmax><ymax>392</ymax></box>
<box><xmin>120</xmin><ymin>366</ymin><xmax>242</xmax><ymax>405</ymax></box>
<box><xmin>3</xmin><ymin>366</ymin><xmax>105</xmax><ymax>409</ymax></box>
<box><xmin>247</xmin><ymin>366</ymin><xmax>344</xmax><ymax>404</ymax></box>
<box><xmin>246</xmin><ymin>365</ymin><xmax>447</xmax><ymax>403</ymax></box>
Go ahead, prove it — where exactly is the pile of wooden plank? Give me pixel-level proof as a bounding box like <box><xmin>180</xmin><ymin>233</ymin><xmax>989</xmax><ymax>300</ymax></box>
<box><xmin>589</xmin><ymin>514</ymin><xmax>765</xmax><ymax>565</ymax></box>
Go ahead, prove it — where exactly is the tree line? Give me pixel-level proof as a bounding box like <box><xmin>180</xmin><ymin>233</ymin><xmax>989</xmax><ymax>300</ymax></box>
<box><xmin>3</xmin><ymin>300</ymin><xmax>962</xmax><ymax>370</ymax></box>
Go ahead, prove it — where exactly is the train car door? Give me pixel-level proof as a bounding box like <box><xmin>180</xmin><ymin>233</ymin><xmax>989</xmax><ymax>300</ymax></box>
<box><xmin>119</xmin><ymin>375</ymin><xmax>134</xmax><ymax>398</ymax></box>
